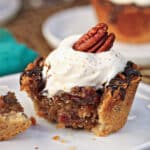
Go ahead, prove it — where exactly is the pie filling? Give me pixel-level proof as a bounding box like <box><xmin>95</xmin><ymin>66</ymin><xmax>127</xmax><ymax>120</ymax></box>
<box><xmin>0</xmin><ymin>92</ymin><xmax>23</xmax><ymax>115</ymax></box>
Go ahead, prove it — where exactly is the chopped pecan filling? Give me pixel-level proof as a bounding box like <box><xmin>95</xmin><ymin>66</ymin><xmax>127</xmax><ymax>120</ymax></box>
<box><xmin>37</xmin><ymin>87</ymin><xmax>102</xmax><ymax>129</ymax></box>
<box><xmin>0</xmin><ymin>92</ymin><xmax>23</xmax><ymax>114</ymax></box>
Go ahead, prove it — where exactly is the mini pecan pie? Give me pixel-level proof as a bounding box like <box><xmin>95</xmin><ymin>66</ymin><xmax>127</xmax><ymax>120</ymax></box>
<box><xmin>91</xmin><ymin>0</ymin><xmax>150</xmax><ymax>43</ymax></box>
<box><xmin>20</xmin><ymin>23</ymin><xmax>141</xmax><ymax>136</ymax></box>
<box><xmin>0</xmin><ymin>87</ymin><xmax>31</xmax><ymax>140</ymax></box>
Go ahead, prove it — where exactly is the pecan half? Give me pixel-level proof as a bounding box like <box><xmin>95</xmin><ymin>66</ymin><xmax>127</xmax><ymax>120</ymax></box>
<box><xmin>73</xmin><ymin>23</ymin><xmax>115</xmax><ymax>53</ymax></box>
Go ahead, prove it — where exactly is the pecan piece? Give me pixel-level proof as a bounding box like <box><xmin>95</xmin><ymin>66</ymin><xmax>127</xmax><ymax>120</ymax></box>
<box><xmin>73</xmin><ymin>23</ymin><xmax>115</xmax><ymax>53</ymax></box>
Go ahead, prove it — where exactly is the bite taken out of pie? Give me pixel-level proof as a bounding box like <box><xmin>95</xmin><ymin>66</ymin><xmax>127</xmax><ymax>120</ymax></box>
<box><xmin>20</xmin><ymin>23</ymin><xmax>141</xmax><ymax>136</ymax></box>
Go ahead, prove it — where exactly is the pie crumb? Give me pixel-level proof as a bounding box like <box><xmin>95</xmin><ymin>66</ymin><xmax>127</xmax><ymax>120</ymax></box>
<box><xmin>52</xmin><ymin>135</ymin><xmax>60</xmax><ymax>141</ymax></box>
<box><xmin>52</xmin><ymin>135</ymin><xmax>67</xmax><ymax>143</ymax></box>
<box><xmin>30</xmin><ymin>116</ymin><xmax>36</xmax><ymax>126</ymax></box>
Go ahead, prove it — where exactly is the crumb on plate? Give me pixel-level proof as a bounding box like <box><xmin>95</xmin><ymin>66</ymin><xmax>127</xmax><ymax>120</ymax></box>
<box><xmin>52</xmin><ymin>135</ymin><xmax>67</xmax><ymax>143</ymax></box>
<box><xmin>30</xmin><ymin>116</ymin><xmax>36</xmax><ymax>126</ymax></box>
<box><xmin>52</xmin><ymin>135</ymin><xmax>60</xmax><ymax>141</ymax></box>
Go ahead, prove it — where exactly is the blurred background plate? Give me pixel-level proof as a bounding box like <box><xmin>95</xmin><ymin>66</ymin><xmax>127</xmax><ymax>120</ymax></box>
<box><xmin>42</xmin><ymin>6</ymin><xmax>97</xmax><ymax>48</ymax></box>
<box><xmin>42</xmin><ymin>5</ymin><xmax>150</xmax><ymax>67</ymax></box>
<box><xmin>0</xmin><ymin>0</ymin><xmax>22</xmax><ymax>25</ymax></box>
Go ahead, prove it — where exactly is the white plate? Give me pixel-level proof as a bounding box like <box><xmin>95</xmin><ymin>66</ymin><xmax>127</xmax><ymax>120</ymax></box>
<box><xmin>0</xmin><ymin>73</ymin><xmax>150</xmax><ymax>150</ymax></box>
<box><xmin>0</xmin><ymin>0</ymin><xmax>22</xmax><ymax>25</ymax></box>
<box><xmin>42</xmin><ymin>6</ymin><xmax>97</xmax><ymax>48</ymax></box>
<box><xmin>42</xmin><ymin>5</ymin><xmax>150</xmax><ymax>66</ymax></box>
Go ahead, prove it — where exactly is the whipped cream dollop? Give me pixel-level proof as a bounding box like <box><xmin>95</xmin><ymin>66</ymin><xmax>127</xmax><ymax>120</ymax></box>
<box><xmin>110</xmin><ymin>0</ymin><xmax>150</xmax><ymax>6</ymax></box>
<box><xmin>42</xmin><ymin>35</ymin><xmax>127</xmax><ymax>97</ymax></box>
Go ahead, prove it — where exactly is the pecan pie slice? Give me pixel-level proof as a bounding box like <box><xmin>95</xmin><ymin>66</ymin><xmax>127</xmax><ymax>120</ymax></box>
<box><xmin>20</xmin><ymin>23</ymin><xmax>141</xmax><ymax>136</ymax></box>
<box><xmin>0</xmin><ymin>88</ymin><xmax>31</xmax><ymax>140</ymax></box>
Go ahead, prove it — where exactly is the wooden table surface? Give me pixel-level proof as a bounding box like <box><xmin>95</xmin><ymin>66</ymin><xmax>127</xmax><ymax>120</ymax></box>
<box><xmin>4</xmin><ymin>0</ymin><xmax>89</xmax><ymax>57</ymax></box>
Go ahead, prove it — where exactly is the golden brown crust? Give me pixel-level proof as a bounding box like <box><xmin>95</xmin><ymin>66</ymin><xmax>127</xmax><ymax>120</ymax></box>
<box><xmin>0</xmin><ymin>92</ymin><xmax>31</xmax><ymax>140</ymax></box>
<box><xmin>0</xmin><ymin>112</ymin><xmax>31</xmax><ymax>140</ymax></box>
<box><xmin>92</xmin><ymin>77</ymin><xmax>141</xmax><ymax>136</ymax></box>
<box><xmin>91</xmin><ymin>0</ymin><xmax>150</xmax><ymax>43</ymax></box>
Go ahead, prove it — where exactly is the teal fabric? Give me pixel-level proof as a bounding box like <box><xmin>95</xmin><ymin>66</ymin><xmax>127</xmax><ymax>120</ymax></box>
<box><xmin>0</xmin><ymin>29</ymin><xmax>38</xmax><ymax>76</ymax></box>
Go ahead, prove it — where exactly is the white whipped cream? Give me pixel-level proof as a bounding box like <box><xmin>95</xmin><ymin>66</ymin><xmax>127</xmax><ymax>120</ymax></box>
<box><xmin>110</xmin><ymin>0</ymin><xmax>150</xmax><ymax>6</ymax></box>
<box><xmin>42</xmin><ymin>35</ymin><xmax>127</xmax><ymax>97</ymax></box>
